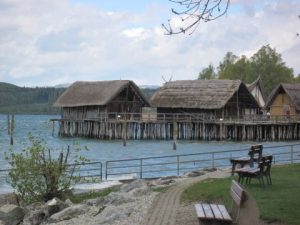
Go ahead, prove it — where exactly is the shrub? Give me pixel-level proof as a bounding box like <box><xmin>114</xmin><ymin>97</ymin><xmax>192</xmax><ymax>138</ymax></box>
<box><xmin>5</xmin><ymin>135</ymin><xmax>89</xmax><ymax>204</ymax></box>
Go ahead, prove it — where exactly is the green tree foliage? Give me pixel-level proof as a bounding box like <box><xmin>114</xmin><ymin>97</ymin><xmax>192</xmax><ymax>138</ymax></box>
<box><xmin>5</xmin><ymin>135</ymin><xmax>89</xmax><ymax>204</ymax></box>
<box><xmin>200</xmin><ymin>45</ymin><xmax>295</xmax><ymax>96</ymax></box>
<box><xmin>198</xmin><ymin>64</ymin><xmax>216</xmax><ymax>80</ymax></box>
<box><xmin>250</xmin><ymin>45</ymin><xmax>294</xmax><ymax>95</ymax></box>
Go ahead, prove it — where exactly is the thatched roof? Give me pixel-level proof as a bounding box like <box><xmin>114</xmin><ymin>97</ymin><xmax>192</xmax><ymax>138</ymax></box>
<box><xmin>265</xmin><ymin>83</ymin><xmax>300</xmax><ymax>110</ymax></box>
<box><xmin>247</xmin><ymin>76</ymin><xmax>266</xmax><ymax>107</ymax></box>
<box><xmin>151</xmin><ymin>80</ymin><xmax>258</xmax><ymax>109</ymax></box>
<box><xmin>54</xmin><ymin>80</ymin><xmax>150</xmax><ymax>107</ymax></box>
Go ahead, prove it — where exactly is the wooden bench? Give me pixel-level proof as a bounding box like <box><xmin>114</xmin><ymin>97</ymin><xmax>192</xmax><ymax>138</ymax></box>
<box><xmin>195</xmin><ymin>180</ymin><xmax>245</xmax><ymax>224</ymax></box>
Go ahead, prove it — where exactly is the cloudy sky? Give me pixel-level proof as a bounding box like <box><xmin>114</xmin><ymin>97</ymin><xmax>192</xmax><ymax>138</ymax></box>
<box><xmin>0</xmin><ymin>0</ymin><xmax>299</xmax><ymax>87</ymax></box>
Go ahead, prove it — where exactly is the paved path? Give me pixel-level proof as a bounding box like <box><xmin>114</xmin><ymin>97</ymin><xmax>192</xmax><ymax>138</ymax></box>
<box><xmin>143</xmin><ymin>170</ymin><xmax>231</xmax><ymax>225</ymax></box>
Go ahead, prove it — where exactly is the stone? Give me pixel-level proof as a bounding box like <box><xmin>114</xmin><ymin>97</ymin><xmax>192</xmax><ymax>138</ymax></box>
<box><xmin>184</xmin><ymin>170</ymin><xmax>206</xmax><ymax>177</ymax></box>
<box><xmin>93</xmin><ymin>205</ymin><xmax>132</xmax><ymax>225</ymax></box>
<box><xmin>0</xmin><ymin>194</ymin><xmax>19</xmax><ymax>207</ymax></box>
<box><xmin>105</xmin><ymin>192</ymin><xmax>135</xmax><ymax>205</ymax></box>
<box><xmin>48</xmin><ymin>204</ymin><xmax>90</xmax><ymax>223</ymax></box>
<box><xmin>23</xmin><ymin>198</ymin><xmax>68</xmax><ymax>225</ymax></box>
<box><xmin>0</xmin><ymin>220</ymin><xmax>4</xmax><ymax>225</ymax></box>
<box><xmin>129</xmin><ymin>186</ymin><xmax>152</xmax><ymax>197</ymax></box>
<box><xmin>120</xmin><ymin>179</ymin><xmax>149</xmax><ymax>193</ymax></box>
<box><xmin>0</xmin><ymin>204</ymin><xmax>25</xmax><ymax>225</ymax></box>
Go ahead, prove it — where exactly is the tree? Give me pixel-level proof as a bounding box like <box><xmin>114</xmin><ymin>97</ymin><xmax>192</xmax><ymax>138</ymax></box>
<box><xmin>250</xmin><ymin>45</ymin><xmax>294</xmax><ymax>95</ymax></box>
<box><xmin>198</xmin><ymin>64</ymin><xmax>216</xmax><ymax>79</ymax></box>
<box><xmin>163</xmin><ymin>0</ymin><xmax>230</xmax><ymax>35</ymax></box>
<box><xmin>5</xmin><ymin>135</ymin><xmax>89</xmax><ymax>204</ymax></box>
<box><xmin>218</xmin><ymin>55</ymin><xmax>254</xmax><ymax>83</ymax></box>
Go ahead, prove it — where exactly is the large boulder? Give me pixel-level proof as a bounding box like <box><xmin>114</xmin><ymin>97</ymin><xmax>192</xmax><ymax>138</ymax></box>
<box><xmin>120</xmin><ymin>179</ymin><xmax>149</xmax><ymax>193</ymax></box>
<box><xmin>0</xmin><ymin>194</ymin><xmax>19</xmax><ymax>207</ymax></box>
<box><xmin>105</xmin><ymin>192</ymin><xmax>135</xmax><ymax>205</ymax></box>
<box><xmin>22</xmin><ymin>198</ymin><xmax>68</xmax><ymax>225</ymax></box>
<box><xmin>48</xmin><ymin>204</ymin><xmax>90</xmax><ymax>223</ymax></box>
<box><xmin>0</xmin><ymin>204</ymin><xmax>25</xmax><ymax>225</ymax></box>
<box><xmin>93</xmin><ymin>205</ymin><xmax>133</xmax><ymax>225</ymax></box>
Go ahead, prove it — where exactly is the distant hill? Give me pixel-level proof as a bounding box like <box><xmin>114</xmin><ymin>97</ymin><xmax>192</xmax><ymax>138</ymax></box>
<box><xmin>0</xmin><ymin>82</ymin><xmax>66</xmax><ymax>114</ymax></box>
<box><xmin>0</xmin><ymin>82</ymin><xmax>159</xmax><ymax>114</ymax></box>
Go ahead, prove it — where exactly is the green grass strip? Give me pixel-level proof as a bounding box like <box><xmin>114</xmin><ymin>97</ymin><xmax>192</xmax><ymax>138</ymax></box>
<box><xmin>181</xmin><ymin>163</ymin><xmax>300</xmax><ymax>225</ymax></box>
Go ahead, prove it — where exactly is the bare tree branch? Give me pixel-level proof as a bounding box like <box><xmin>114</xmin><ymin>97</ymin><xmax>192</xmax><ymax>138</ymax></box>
<box><xmin>163</xmin><ymin>0</ymin><xmax>230</xmax><ymax>35</ymax></box>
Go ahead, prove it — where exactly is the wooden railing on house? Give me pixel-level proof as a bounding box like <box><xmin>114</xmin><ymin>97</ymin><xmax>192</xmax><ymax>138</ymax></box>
<box><xmin>52</xmin><ymin>112</ymin><xmax>300</xmax><ymax>124</ymax></box>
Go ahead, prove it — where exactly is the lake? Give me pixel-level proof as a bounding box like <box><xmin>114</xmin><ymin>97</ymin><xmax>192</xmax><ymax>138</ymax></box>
<box><xmin>1</xmin><ymin>114</ymin><xmax>300</xmax><ymax>193</ymax></box>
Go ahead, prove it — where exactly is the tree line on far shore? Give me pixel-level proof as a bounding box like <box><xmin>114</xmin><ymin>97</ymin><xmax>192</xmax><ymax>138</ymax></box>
<box><xmin>198</xmin><ymin>45</ymin><xmax>298</xmax><ymax>96</ymax></box>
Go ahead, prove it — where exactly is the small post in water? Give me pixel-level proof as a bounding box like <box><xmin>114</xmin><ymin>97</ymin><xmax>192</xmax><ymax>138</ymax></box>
<box><xmin>10</xmin><ymin>114</ymin><xmax>14</xmax><ymax>145</ymax></box>
<box><xmin>173</xmin><ymin>122</ymin><xmax>177</xmax><ymax>150</ymax></box>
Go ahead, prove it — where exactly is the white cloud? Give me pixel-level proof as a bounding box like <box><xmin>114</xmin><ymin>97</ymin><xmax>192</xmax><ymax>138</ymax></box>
<box><xmin>0</xmin><ymin>0</ymin><xmax>299</xmax><ymax>87</ymax></box>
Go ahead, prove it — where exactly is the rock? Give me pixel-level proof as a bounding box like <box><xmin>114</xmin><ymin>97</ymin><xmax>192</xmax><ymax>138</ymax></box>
<box><xmin>129</xmin><ymin>186</ymin><xmax>152</xmax><ymax>197</ymax></box>
<box><xmin>93</xmin><ymin>205</ymin><xmax>133</xmax><ymax>225</ymax></box>
<box><xmin>48</xmin><ymin>204</ymin><xmax>90</xmax><ymax>223</ymax></box>
<box><xmin>105</xmin><ymin>192</ymin><xmax>135</xmax><ymax>205</ymax></box>
<box><xmin>0</xmin><ymin>220</ymin><xmax>4</xmax><ymax>225</ymax></box>
<box><xmin>23</xmin><ymin>198</ymin><xmax>68</xmax><ymax>225</ymax></box>
<box><xmin>184</xmin><ymin>170</ymin><xmax>206</xmax><ymax>177</ymax></box>
<box><xmin>64</xmin><ymin>199</ymin><xmax>73</xmax><ymax>207</ymax></box>
<box><xmin>84</xmin><ymin>196</ymin><xmax>106</xmax><ymax>207</ymax></box>
<box><xmin>154</xmin><ymin>178</ymin><xmax>175</xmax><ymax>186</ymax></box>
<box><xmin>120</xmin><ymin>179</ymin><xmax>149</xmax><ymax>193</ymax></box>
<box><xmin>0</xmin><ymin>194</ymin><xmax>19</xmax><ymax>207</ymax></box>
<box><xmin>0</xmin><ymin>204</ymin><xmax>25</xmax><ymax>225</ymax></box>
<box><xmin>203</xmin><ymin>168</ymin><xmax>217</xmax><ymax>172</ymax></box>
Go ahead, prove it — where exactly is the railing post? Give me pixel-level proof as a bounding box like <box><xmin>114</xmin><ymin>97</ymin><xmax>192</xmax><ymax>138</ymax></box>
<box><xmin>291</xmin><ymin>145</ymin><xmax>294</xmax><ymax>164</ymax></box>
<box><xmin>105</xmin><ymin>161</ymin><xmax>108</xmax><ymax>180</ymax></box>
<box><xmin>212</xmin><ymin>153</ymin><xmax>215</xmax><ymax>168</ymax></box>
<box><xmin>177</xmin><ymin>156</ymin><xmax>180</xmax><ymax>176</ymax></box>
<box><xmin>100</xmin><ymin>162</ymin><xmax>102</xmax><ymax>181</ymax></box>
<box><xmin>140</xmin><ymin>159</ymin><xmax>143</xmax><ymax>179</ymax></box>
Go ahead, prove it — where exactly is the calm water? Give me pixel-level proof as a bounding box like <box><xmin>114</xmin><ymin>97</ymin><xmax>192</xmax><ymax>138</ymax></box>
<box><xmin>0</xmin><ymin>114</ymin><xmax>299</xmax><ymax>193</ymax></box>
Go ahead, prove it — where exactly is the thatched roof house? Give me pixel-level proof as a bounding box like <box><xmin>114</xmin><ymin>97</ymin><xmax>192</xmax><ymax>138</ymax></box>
<box><xmin>151</xmin><ymin>80</ymin><xmax>259</xmax><ymax>119</ymax></box>
<box><xmin>54</xmin><ymin>80</ymin><xmax>150</xmax><ymax>119</ymax></box>
<box><xmin>265</xmin><ymin>83</ymin><xmax>300</xmax><ymax>116</ymax></box>
<box><xmin>247</xmin><ymin>76</ymin><xmax>266</xmax><ymax>107</ymax></box>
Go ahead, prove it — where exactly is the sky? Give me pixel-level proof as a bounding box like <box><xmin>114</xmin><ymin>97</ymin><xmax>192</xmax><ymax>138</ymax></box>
<box><xmin>0</xmin><ymin>0</ymin><xmax>299</xmax><ymax>87</ymax></box>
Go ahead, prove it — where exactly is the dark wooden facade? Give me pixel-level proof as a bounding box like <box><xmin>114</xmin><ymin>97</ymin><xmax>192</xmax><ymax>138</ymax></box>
<box><xmin>55</xmin><ymin>80</ymin><xmax>150</xmax><ymax>120</ymax></box>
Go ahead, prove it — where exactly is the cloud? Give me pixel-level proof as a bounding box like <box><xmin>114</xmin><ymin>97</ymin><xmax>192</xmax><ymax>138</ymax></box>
<box><xmin>0</xmin><ymin>0</ymin><xmax>299</xmax><ymax>87</ymax></box>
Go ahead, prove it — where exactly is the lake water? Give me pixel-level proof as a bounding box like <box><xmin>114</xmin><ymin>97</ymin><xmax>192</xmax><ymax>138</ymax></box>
<box><xmin>1</xmin><ymin>114</ymin><xmax>300</xmax><ymax>194</ymax></box>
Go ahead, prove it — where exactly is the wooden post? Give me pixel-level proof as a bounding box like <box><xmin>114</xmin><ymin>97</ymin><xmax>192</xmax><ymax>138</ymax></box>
<box><xmin>123</xmin><ymin>120</ymin><xmax>127</xmax><ymax>147</ymax></box>
<box><xmin>10</xmin><ymin>114</ymin><xmax>14</xmax><ymax>145</ymax></box>
<box><xmin>7</xmin><ymin>114</ymin><xmax>10</xmax><ymax>135</ymax></box>
<box><xmin>52</xmin><ymin>121</ymin><xmax>55</xmax><ymax>136</ymax></box>
<box><xmin>173</xmin><ymin>122</ymin><xmax>177</xmax><ymax>150</ymax></box>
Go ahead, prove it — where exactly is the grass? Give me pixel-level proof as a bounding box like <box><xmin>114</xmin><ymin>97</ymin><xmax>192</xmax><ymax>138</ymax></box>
<box><xmin>68</xmin><ymin>187</ymin><xmax>118</xmax><ymax>204</ymax></box>
<box><xmin>181</xmin><ymin>163</ymin><xmax>300</xmax><ymax>225</ymax></box>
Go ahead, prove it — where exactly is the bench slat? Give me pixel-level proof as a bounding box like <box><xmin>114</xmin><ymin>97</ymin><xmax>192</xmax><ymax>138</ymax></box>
<box><xmin>231</xmin><ymin>180</ymin><xmax>244</xmax><ymax>197</ymax></box>
<box><xmin>195</xmin><ymin>204</ymin><xmax>205</xmax><ymax>218</ymax></box>
<box><xmin>210</xmin><ymin>204</ymin><xmax>223</xmax><ymax>220</ymax></box>
<box><xmin>202</xmin><ymin>203</ymin><xmax>214</xmax><ymax>219</ymax></box>
<box><xmin>217</xmin><ymin>204</ymin><xmax>232</xmax><ymax>221</ymax></box>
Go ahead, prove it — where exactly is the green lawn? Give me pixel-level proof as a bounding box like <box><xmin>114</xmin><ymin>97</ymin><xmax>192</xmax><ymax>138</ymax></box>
<box><xmin>181</xmin><ymin>163</ymin><xmax>300</xmax><ymax>225</ymax></box>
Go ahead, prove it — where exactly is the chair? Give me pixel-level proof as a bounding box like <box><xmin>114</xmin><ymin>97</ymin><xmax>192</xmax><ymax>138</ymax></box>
<box><xmin>236</xmin><ymin>155</ymin><xmax>273</xmax><ymax>188</ymax></box>
<box><xmin>230</xmin><ymin>144</ymin><xmax>263</xmax><ymax>175</ymax></box>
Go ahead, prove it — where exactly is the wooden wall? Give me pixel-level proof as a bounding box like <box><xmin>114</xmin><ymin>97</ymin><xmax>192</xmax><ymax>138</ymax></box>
<box><xmin>269</xmin><ymin>93</ymin><xmax>296</xmax><ymax>116</ymax></box>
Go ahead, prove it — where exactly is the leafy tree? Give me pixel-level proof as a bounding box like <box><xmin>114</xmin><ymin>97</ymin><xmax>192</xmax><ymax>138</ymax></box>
<box><xmin>202</xmin><ymin>45</ymin><xmax>295</xmax><ymax>96</ymax></box>
<box><xmin>198</xmin><ymin>64</ymin><xmax>216</xmax><ymax>79</ymax></box>
<box><xmin>250</xmin><ymin>45</ymin><xmax>294</xmax><ymax>95</ymax></box>
<box><xmin>5</xmin><ymin>135</ymin><xmax>89</xmax><ymax>204</ymax></box>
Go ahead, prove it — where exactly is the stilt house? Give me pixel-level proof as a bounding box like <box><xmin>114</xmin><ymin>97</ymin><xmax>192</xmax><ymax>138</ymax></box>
<box><xmin>265</xmin><ymin>83</ymin><xmax>300</xmax><ymax>116</ymax></box>
<box><xmin>247</xmin><ymin>76</ymin><xmax>266</xmax><ymax>108</ymax></box>
<box><xmin>151</xmin><ymin>80</ymin><xmax>259</xmax><ymax>119</ymax></box>
<box><xmin>54</xmin><ymin>80</ymin><xmax>150</xmax><ymax>120</ymax></box>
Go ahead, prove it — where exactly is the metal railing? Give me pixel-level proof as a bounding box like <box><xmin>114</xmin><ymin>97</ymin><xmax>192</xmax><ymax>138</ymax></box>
<box><xmin>1</xmin><ymin>144</ymin><xmax>300</xmax><ymax>187</ymax></box>
<box><xmin>105</xmin><ymin>143</ymin><xmax>300</xmax><ymax>180</ymax></box>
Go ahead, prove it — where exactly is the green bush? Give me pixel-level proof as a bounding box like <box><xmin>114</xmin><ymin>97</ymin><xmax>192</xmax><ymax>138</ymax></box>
<box><xmin>5</xmin><ymin>135</ymin><xmax>89</xmax><ymax>204</ymax></box>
